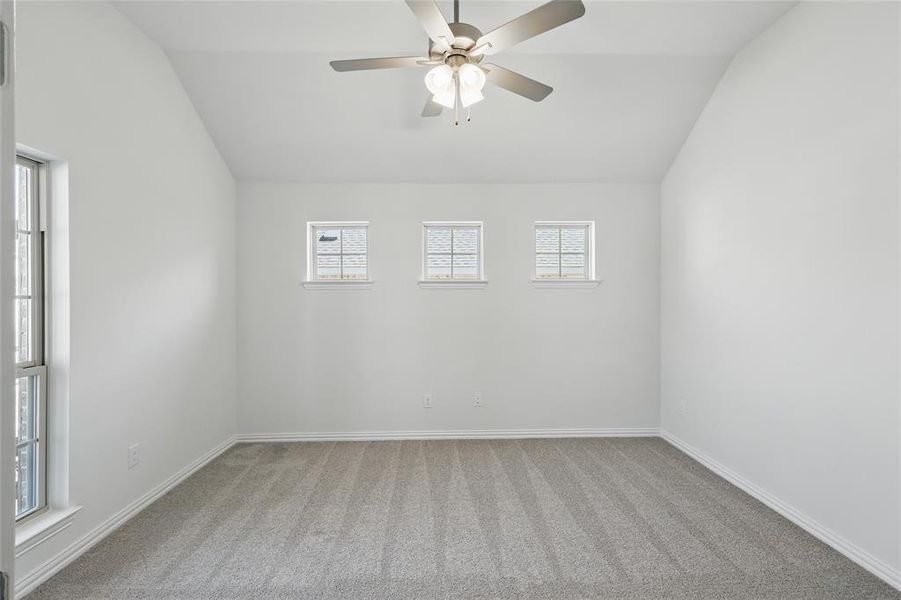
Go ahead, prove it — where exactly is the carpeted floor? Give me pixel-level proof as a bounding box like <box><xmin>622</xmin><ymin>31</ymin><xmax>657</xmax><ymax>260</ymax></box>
<box><xmin>28</xmin><ymin>438</ymin><xmax>900</xmax><ymax>599</ymax></box>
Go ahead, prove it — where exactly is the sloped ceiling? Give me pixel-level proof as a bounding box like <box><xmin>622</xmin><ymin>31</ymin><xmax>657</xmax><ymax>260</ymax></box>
<box><xmin>115</xmin><ymin>1</ymin><xmax>795</xmax><ymax>182</ymax></box>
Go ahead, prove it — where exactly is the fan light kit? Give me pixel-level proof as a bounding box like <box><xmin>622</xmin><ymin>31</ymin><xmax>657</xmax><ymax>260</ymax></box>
<box><xmin>330</xmin><ymin>0</ymin><xmax>586</xmax><ymax>125</ymax></box>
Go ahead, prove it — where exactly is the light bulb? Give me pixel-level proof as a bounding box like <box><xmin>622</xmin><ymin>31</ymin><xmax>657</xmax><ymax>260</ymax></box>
<box><xmin>458</xmin><ymin>63</ymin><xmax>486</xmax><ymax>91</ymax></box>
<box><xmin>424</xmin><ymin>65</ymin><xmax>454</xmax><ymax>96</ymax></box>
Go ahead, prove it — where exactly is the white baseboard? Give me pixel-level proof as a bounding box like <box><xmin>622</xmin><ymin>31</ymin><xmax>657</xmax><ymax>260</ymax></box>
<box><xmin>16</xmin><ymin>436</ymin><xmax>237</xmax><ymax>598</ymax></box>
<box><xmin>236</xmin><ymin>427</ymin><xmax>660</xmax><ymax>442</ymax></box>
<box><xmin>660</xmin><ymin>430</ymin><xmax>901</xmax><ymax>592</ymax></box>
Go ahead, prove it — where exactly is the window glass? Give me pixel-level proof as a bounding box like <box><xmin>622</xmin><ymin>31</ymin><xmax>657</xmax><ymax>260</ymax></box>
<box><xmin>15</xmin><ymin>156</ymin><xmax>47</xmax><ymax>520</ymax></box>
<box><xmin>535</xmin><ymin>223</ymin><xmax>592</xmax><ymax>280</ymax></box>
<box><xmin>311</xmin><ymin>224</ymin><xmax>369</xmax><ymax>280</ymax></box>
<box><xmin>424</xmin><ymin>224</ymin><xmax>482</xmax><ymax>280</ymax></box>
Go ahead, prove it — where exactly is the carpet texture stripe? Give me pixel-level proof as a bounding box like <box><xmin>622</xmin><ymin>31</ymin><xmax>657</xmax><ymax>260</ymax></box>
<box><xmin>27</xmin><ymin>438</ymin><xmax>900</xmax><ymax>599</ymax></box>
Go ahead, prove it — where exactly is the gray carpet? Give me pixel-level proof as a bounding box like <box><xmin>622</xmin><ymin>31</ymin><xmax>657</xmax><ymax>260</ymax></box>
<box><xmin>28</xmin><ymin>438</ymin><xmax>900</xmax><ymax>599</ymax></box>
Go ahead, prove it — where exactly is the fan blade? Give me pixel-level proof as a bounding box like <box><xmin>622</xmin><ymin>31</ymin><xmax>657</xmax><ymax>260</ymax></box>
<box><xmin>330</xmin><ymin>56</ymin><xmax>429</xmax><ymax>72</ymax></box>
<box><xmin>404</xmin><ymin>0</ymin><xmax>455</xmax><ymax>45</ymax></box>
<box><xmin>472</xmin><ymin>0</ymin><xmax>585</xmax><ymax>56</ymax></box>
<box><xmin>482</xmin><ymin>64</ymin><xmax>553</xmax><ymax>101</ymax></box>
<box><xmin>421</xmin><ymin>96</ymin><xmax>443</xmax><ymax>117</ymax></box>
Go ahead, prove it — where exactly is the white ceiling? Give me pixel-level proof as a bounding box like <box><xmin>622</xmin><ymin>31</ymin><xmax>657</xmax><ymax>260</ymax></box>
<box><xmin>115</xmin><ymin>0</ymin><xmax>795</xmax><ymax>182</ymax></box>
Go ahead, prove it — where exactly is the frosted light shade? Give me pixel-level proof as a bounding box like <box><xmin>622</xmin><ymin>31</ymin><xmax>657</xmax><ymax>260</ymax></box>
<box><xmin>458</xmin><ymin>63</ymin><xmax>486</xmax><ymax>91</ymax></box>
<box><xmin>425</xmin><ymin>65</ymin><xmax>454</xmax><ymax>95</ymax></box>
<box><xmin>460</xmin><ymin>88</ymin><xmax>484</xmax><ymax>108</ymax></box>
<box><xmin>432</xmin><ymin>91</ymin><xmax>456</xmax><ymax>109</ymax></box>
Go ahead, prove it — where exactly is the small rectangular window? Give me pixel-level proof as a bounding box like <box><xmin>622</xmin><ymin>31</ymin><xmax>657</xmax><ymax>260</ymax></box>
<box><xmin>308</xmin><ymin>222</ymin><xmax>369</xmax><ymax>281</ymax></box>
<box><xmin>423</xmin><ymin>222</ymin><xmax>483</xmax><ymax>281</ymax></box>
<box><xmin>535</xmin><ymin>222</ymin><xmax>594</xmax><ymax>280</ymax></box>
<box><xmin>15</xmin><ymin>155</ymin><xmax>48</xmax><ymax>521</ymax></box>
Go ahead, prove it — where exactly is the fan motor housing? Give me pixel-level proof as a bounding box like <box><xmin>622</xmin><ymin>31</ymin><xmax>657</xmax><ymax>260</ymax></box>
<box><xmin>429</xmin><ymin>22</ymin><xmax>485</xmax><ymax>64</ymax></box>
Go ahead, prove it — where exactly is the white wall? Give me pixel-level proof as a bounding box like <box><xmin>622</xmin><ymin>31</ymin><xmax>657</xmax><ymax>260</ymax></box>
<box><xmin>661</xmin><ymin>0</ymin><xmax>899</xmax><ymax>579</ymax></box>
<box><xmin>14</xmin><ymin>0</ymin><xmax>237</xmax><ymax>585</ymax></box>
<box><xmin>238</xmin><ymin>183</ymin><xmax>659</xmax><ymax>436</ymax></box>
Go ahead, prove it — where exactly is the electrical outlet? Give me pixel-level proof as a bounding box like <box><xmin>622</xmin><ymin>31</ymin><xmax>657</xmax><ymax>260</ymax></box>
<box><xmin>423</xmin><ymin>394</ymin><xmax>433</xmax><ymax>409</ymax></box>
<box><xmin>473</xmin><ymin>394</ymin><xmax>483</xmax><ymax>407</ymax></box>
<box><xmin>128</xmin><ymin>443</ymin><xmax>140</xmax><ymax>469</ymax></box>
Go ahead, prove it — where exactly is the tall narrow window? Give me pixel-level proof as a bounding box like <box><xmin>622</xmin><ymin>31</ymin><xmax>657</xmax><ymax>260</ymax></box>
<box><xmin>422</xmin><ymin>222</ymin><xmax>483</xmax><ymax>281</ymax></box>
<box><xmin>535</xmin><ymin>222</ymin><xmax>594</xmax><ymax>280</ymax></box>
<box><xmin>307</xmin><ymin>222</ymin><xmax>369</xmax><ymax>281</ymax></box>
<box><xmin>15</xmin><ymin>156</ymin><xmax>47</xmax><ymax>520</ymax></box>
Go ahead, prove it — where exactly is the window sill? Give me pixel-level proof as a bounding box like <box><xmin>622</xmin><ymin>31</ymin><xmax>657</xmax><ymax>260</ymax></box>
<box><xmin>418</xmin><ymin>280</ymin><xmax>488</xmax><ymax>289</ymax></box>
<box><xmin>530</xmin><ymin>279</ymin><xmax>602</xmax><ymax>289</ymax></box>
<box><xmin>15</xmin><ymin>505</ymin><xmax>82</xmax><ymax>557</ymax></box>
<box><xmin>302</xmin><ymin>280</ymin><xmax>374</xmax><ymax>290</ymax></box>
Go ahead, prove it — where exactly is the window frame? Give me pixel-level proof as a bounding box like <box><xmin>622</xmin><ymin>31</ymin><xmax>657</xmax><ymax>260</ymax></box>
<box><xmin>305</xmin><ymin>221</ymin><xmax>372</xmax><ymax>287</ymax></box>
<box><xmin>420</xmin><ymin>221</ymin><xmax>486</xmax><ymax>286</ymax></box>
<box><xmin>15</xmin><ymin>155</ymin><xmax>49</xmax><ymax>523</ymax></box>
<box><xmin>532</xmin><ymin>221</ymin><xmax>597</xmax><ymax>282</ymax></box>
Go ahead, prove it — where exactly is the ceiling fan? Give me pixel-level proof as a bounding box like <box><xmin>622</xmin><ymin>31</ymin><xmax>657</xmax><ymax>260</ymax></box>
<box><xmin>329</xmin><ymin>0</ymin><xmax>586</xmax><ymax>124</ymax></box>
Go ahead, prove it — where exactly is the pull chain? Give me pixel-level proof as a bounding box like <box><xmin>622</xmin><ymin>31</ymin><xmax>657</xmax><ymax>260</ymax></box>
<box><xmin>454</xmin><ymin>74</ymin><xmax>460</xmax><ymax>126</ymax></box>
<box><xmin>466</xmin><ymin>106</ymin><xmax>471</xmax><ymax>122</ymax></box>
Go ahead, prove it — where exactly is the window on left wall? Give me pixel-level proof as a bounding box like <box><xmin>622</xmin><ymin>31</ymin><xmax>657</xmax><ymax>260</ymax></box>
<box><xmin>15</xmin><ymin>156</ymin><xmax>48</xmax><ymax>521</ymax></box>
<box><xmin>307</xmin><ymin>222</ymin><xmax>370</xmax><ymax>281</ymax></box>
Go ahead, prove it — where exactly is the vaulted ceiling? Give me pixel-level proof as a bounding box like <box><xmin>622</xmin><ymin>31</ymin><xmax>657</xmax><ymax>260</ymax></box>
<box><xmin>115</xmin><ymin>1</ymin><xmax>795</xmax><ymax>182</ymax></box>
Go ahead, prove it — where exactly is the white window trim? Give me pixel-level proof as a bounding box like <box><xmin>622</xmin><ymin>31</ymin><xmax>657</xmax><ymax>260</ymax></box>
<box><xmin>15</xmin><ymin>505</ymin><xmax>81</xmax><ymax>557</ymax></box>
<box><xmin>13</xmin><ymin>147</ymin><xmax>77</xmax><ymax>556</ymax></box>
<box><xmin>531</xmin><ymin>279</ymin><xmax>601</xmax><ymax>289</ymax></box>
<box><xmin>417</xmin><ymin>280</ymin><xmax>488</xmax><ymax>289</ymax></box>
<box><xmin>302</xmin><ymin>280</ymin><xmax>374</xmax><ymax>290</ymax></box>
<box><xmin>531</xmin><ymin>220</ymin><xmax>601</xmax><ymax>288</ymax></box>
<box><xmin>304</xmin><ymin>221</ymin><xmax>373</xmax><ymax>289</ymax></box>
<box><xmin>419</xmin><ymin>221</ymin><xmax>487</xmax><ymax>288</ymax></box>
